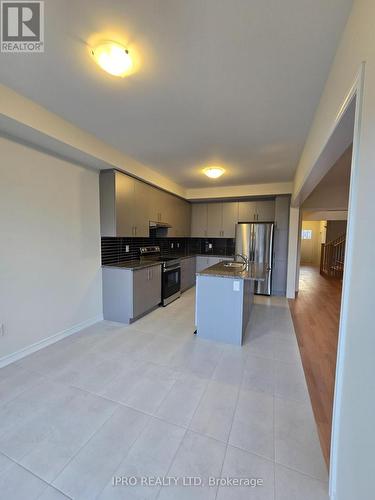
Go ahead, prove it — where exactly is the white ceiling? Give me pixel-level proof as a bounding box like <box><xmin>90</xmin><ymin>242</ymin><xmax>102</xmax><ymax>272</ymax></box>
<box><xmin>0</xmin><ymin>0</ymin><xmax>352</xmax><ymax>188</ymax></box>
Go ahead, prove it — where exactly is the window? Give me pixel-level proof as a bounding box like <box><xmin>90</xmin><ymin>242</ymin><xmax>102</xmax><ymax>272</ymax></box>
<box><xmin>301</xmin><ymin>229</ymin><xmax>312</xmax><ymax>240</ymax></box>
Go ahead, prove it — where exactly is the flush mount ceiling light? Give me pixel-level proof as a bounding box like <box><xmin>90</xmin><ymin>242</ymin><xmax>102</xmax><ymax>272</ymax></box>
<box><xmin>203</xmin><ymin>166</ymin><xmax>225</xmax><ymax>179</ymax></box>
<box><xmin>91</xmin><ymin>41</ymin><xmax>133</xmax><ymax>77</ymax></box>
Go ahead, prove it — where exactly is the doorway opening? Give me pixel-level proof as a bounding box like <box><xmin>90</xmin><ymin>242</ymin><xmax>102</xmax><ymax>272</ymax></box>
<box><xmin>289</xmin><ymin>108</ymin><xmax>354</xmax><ymax>469</ymax></box>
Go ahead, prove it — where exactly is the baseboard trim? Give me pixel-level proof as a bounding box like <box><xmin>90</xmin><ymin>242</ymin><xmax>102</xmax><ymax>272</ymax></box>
<box><xmin>0</xmin><ymin>315</ymin><xmax>103</xmax><ymax>368</ymax></box>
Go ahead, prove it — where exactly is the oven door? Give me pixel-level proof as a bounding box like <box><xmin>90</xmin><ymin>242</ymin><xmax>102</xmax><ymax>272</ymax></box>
<box><xmin>162</xmin><ymin>265</ymin><xmax>181</xmax><ymax>305</ymax></box>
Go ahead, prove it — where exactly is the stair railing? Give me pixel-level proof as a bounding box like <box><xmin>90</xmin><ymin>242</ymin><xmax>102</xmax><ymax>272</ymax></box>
<box><xmin>320</xmin><ymin>233</ymin><xmax>346</xmax><ymax>279</ymax></box>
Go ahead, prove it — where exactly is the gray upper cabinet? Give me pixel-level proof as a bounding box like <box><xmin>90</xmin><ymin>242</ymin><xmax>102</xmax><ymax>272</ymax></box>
<box><xmin>238</xmin><ymin>201</ymin><xmax>257</xmax><ymax>222</ymax></box>
<box><xmin>207</xmin><ymin>203</ymin><xmax>222</xmax><ymax>237</ymax></box>
<box><xmin>100</xmin><ymin>170</ymin><xmax>148</xmax><ymax>237</ymax></box>
<box><xmin>164</xmin><ymin>195</ymin><xmax>191</xmax><ymax>237</ymax></box>
<box><xmin>238</xmin><ymin>200</ymin><xmax>275</xmax><ymax>222</ymax></box>
<box><xmin>114</xmin><ymin>171</ymin><xmax>135</xmax><ymax>236</ymax></box>
<box><xmin>100</xmin><ymin>170</ymin><xmax>191</xmax><ymax>237</ymax></box>
<box><xmin>222</xmin><ymin>202</ymin><xmax>238</xmax><ymax>237</ymax></box>
<box><xmin>133</xmin><ymin>178</ymin><xmax>150</xmax><ymax>237</ymax></box>
<box><xmin>192</xmin><ymin>202</ymin><xmax>238</xmax><ymax>238</ymax></box>
<box><xmin>256</xmin><ymin>200</ymin><xmax>275</xmax><ymax>222</ymax></box>
<box><xmin>176</xmin><ymin>198</ymin><xmax>191</xmax><ymax>237</ymax></box>
<box><xmin>191</xmin><ymin>203</ymin><xmax>208</xmax><ymax>237</ymax></box>
<box><xmin>274</xmin><ymin>195</ymin><xmax>289</xmax><ymax>229</ymax></box>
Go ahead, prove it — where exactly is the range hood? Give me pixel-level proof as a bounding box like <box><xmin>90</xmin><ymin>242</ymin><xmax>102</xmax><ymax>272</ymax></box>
<box><xmin>149</xmin><ymin>221</ymin><xmax>172</xmax><ymax>229</ymax></box>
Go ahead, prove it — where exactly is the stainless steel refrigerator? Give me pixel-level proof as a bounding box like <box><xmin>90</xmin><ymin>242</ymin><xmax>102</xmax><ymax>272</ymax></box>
<box><xmin>235</xmin><ymin>223</ymin><xmax>274</xmax><ymax>295</ymax></box>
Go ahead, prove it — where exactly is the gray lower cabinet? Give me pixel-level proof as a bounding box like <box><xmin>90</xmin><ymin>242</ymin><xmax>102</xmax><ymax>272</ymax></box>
<box><xmin>102</xmin><ymin>265</ymin><xmax>161</xmax><ymax>324</ymax></box>
<box><xmin>133</xmin><ymin>266</ymin><xmax>162</xmax><ymax>318</ymax></box>
<box><xmin>181</xmin><ymin>256</ymin><xmax>196</xmax><ymax>292</ymax></box>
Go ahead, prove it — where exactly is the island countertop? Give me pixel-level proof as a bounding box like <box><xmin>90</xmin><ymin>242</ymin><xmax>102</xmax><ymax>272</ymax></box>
<box><xmin>197</xmin><ymin>261</ymin><xmax>267</xmax><ymax>281</ymax></box>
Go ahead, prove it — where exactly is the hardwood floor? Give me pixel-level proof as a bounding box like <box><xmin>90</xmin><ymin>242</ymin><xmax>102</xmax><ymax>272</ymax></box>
<box><xmin>289</xmin><ymin>265</ymin><xmax>342</xmax><ymax>469</ymax></box>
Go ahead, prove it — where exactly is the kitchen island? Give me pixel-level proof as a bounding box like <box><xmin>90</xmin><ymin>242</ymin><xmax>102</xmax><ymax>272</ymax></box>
<box><xmin>195</xmin><ymin>261</ymin><xmax>266</xmax><ymax>345</ymax></box>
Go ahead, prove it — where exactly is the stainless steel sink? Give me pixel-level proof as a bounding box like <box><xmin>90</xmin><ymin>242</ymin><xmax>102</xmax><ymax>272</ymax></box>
<box><xmin>223</xmin><ymin>261</ymin><xmax>246</xmax><ymax>269</ymax></box>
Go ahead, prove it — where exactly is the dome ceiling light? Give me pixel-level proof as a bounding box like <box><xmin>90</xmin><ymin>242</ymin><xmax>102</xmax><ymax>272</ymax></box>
<box><xmin>91</xmin><ymin>41</ymin><xmax>133</xmax><ymax>77</ymax></box>
<box><xmin>203</xmin><ymin>166</ymin><xmax>225</xmax><ymax>179</ymax></box>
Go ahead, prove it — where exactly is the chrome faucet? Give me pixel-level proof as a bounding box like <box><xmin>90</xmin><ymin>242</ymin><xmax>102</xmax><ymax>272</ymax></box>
<box><xmin>234</xmin><ymin>253</ymin><xmax>249</xmax><ymax>269</ymax></box>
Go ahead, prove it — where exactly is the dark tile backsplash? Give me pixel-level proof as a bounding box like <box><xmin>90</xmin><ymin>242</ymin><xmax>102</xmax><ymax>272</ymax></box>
<box><xmin>101</xmin><ymin>235</ymin><xmax>235</xmax><ymax>265</ymax></box>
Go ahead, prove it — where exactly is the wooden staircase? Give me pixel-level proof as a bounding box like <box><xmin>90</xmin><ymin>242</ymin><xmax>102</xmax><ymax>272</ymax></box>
<box><xmin>320</xmin><ymin>233</ymin><xmax>346</xmax><ymax>279</ymax></box>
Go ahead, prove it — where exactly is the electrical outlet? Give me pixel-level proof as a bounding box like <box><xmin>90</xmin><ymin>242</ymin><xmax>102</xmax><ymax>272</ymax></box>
<box><xmin>209</xmin><ymin>243</ymin><xmax>213</xmax><ymax>249</ymax></box>
<box><xmin>177</xmin><ymin>243</ymin><xmax>180</xmax><ymax>248</ymax></box>
<box><xmin>171</xmin><ymin>243</ymin><xmax>174</xmax><ymax>249</ymax></box>
<box><xmin>125</xmin><ymin>245</ymin><xmax>130</xmax><ymax>253</ymax></box>
<box><xmin>0</xmin><ymin>323</ymin><xmax>5</xmax><ymax>336</ymax></box>
<box><xmin>233</xmin><ymin>281</ymin><xmax>240</xmax><ymax>292</ymax></box>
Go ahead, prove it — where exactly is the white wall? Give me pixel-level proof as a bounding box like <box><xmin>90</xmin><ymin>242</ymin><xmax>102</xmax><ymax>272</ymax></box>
<box><xmin>292</xmin><ymin>1</ymin><xmax>375</xmax><ymax>498</ymax></box>
<box><xmin>0</xmin><ymin>84</ymin><xmax>185</xmax><ymax>198</ymax></box>
<box><xmin>0</xmin><ymin>137</ymin><xmax>103</xmax><ymax>364</ymax></box>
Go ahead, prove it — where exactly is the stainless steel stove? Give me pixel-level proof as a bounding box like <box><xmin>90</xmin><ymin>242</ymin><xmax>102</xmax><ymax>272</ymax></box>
<box><xmin>140</xmin><ymin>246</ymin><xmax>181</xmax><ymax>306</ymax></box>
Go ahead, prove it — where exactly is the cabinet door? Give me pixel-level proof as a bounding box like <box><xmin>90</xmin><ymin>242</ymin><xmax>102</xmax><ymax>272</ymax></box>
<box><xmin>159</xmin><ymin>191</ymin><xmax>173</xmax><ymax>223</ymax></box>
<box><xmin>148</xmin><ymin>265</ymin><xmax>161</xmax><ymax>307</ymax></box>
<box><xmin>196</xmin><ymin>256</ymin><xmax>209</xmax><ymax>272</ymax></box>
<box><xmin>148</xmin><ymin>187</ymin><xmax>169</xmax><ymax>223</ymax></box>
<box><xmin>132</xmin><ymin>268</ymin><xmax>149</xmax><ymax>318</ymax></box>
<box><xmin>189</xmin><ymin>256</ymin><xmax>196</xmax><ymax>288</ymax></box>
<box><xmin>274</xmin><ymin>196</ymin><xmax>290</xmax><ymax>230</ymax></box>
<box><xmin>180</xmin><ymin>259</ymin><xmax>189</xmax><ymax>291</ymax></box>
<box><xmin>222</xmin><ymin>202</ymin><xmax>238</xmax><ymax>237</ymax></box>
<box><xmin>182</xmin><ymin>201</ymin><xmax>192</xmax><ymax>237</ymax></box>
<box><xmin>271</xmin><ymin>259</ymin><xmax>287</xmax><ymax>295</ymax></box>
<box><xmin>238</xmin><ymin>201</ymin><xmax>257</xmax><ymax>222</ymax></box>
<box><xmin>148</xmin><ymin>187</ymin><xmax>161</xmax><ymax>223</ymax></box>
<box><xmin>207</xmin><ymin>203</ymin><xmax>222</xmax><ymax>238</ymax></box>
<box><xmin>256</xmin><ymin>200</ymin><xmax>275</xmax><ymax>222</ymax></box>
<box><xmin>133</xmin><ymin>266</ymin><xmax>161</xmax><ymax>318</ymax></box>
<box><xmin>191</xmin><ymin>204</ymin><xmax>208</xmax><ymax>237</ymax></box>
<box><xmin>115</xmin><ymin>171</ymin><xmax>135</xmax><ymax>237</ymax></box>
<box><xmin>134</xmin><ymin>179</ymin><xmax>150</xmax><ymax>237</ymax></box>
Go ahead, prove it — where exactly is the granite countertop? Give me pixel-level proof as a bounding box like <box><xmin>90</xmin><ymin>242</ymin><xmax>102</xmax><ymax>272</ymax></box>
<box><xmin>102</xmin><ymin>254</ymin><xmax>235</xmax><ymax>270</ymax></box>
<box><xmin>197</xmin><ymin>261</ymin><xmax>267</xmax><ymax>281</ymax></box>
<box><xmin>102</xmin><ymin>260</ymin><xmax>162</xmax><ymax>271</ymax></box>
<box><xmin>178</xmin><ymin>254</ymin><xmax>234</xmax><ymax>260</ymax></box>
